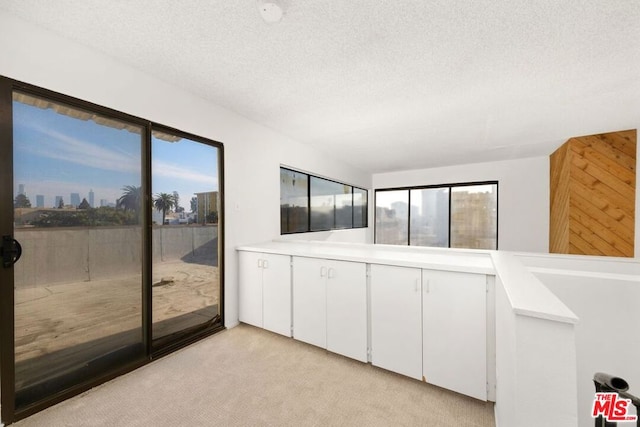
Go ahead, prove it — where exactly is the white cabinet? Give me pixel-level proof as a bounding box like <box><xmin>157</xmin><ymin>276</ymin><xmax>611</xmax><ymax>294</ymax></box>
<box><xmin>238</xmin><ymin>243</ymin><xmax>491</xmax><ymax>401</ymax></box>
<box><xmin>326</xmin><ymin>260</ymin><xmax>368</xmax><ymax>362</ymax></box>
<box><xmin>422</xmin><ymin>269</ymin><xmax>487</xmax><ymax>401</ymax></box>
<box><xmin>238</xmin><ymin>251</ymin><xmax>291</xmax><ymax>337</ymax></box>
<box><xmin>370</xmin><ymin>264</ymin><xmax>422</xmax><ymax>380</ymax></box>
<box><xmin>292</xmin><ymin>257</ymin><xmax>367</xmax><ymax>362</ymax></box>
<box><xmin>291</xmin><ymin>256</ymin><xmax>326</xmax><ymax>348</ymax></box>
<box><xmin>369</xmin><ymin>265</ymin><xmax>488</xmax><ymax>400</ymax></box>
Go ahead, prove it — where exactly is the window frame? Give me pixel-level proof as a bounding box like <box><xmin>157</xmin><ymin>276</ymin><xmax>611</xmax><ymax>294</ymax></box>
<box><xmin>374</xmin><ymin>181</ymin><xmax>498</xmax><ymax>249</ymax></box>
<box><xmin>280</xmin><ymin>166</ymin><xmax>368</xmax><ymax>234</ymax></box>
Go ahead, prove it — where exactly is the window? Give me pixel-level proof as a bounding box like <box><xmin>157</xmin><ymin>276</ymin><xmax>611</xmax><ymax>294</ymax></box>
<box><xmin>280</xmin><ymin>167</ymin><xmax>368</xmax><ymax>234</ymax></box>
<box><xmin>450</xmin><ymin>184</ymin><xmax>498</xmax><ymax>249</ymax></box>
<box><xmin>410</xmin><ymin>187</ymin><xmax>449</xmax><ymax>248</ymax></box>
<box><xmin>375</xmin><ymin>182</ymin><xmax>498</xmax><ymax>250</ymax></box>
<box><xmin>353</xmin><ymin>187</ymin><xmax>368</xmax><ymax>228</ymax></box>
<box><xmin>374</xmin><ymin>190</ymin><xmax>409</xmax><ymax>245</ymax></box>
<box><xmin>280</xmin><ymin>169</ymin><xmax>309</xmax><ymax>233</ymax></box>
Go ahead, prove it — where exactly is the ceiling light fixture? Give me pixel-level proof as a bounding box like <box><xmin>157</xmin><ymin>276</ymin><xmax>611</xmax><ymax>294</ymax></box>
<box><xmin>258</xmin><ymin>0</ymin><xmax>284</xmax><ymax>23</ymax></box>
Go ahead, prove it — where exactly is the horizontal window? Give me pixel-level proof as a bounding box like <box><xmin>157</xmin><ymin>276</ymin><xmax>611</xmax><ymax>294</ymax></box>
<box><xmin>375</xmin><ymin>182</ymin><xmax>498</xmax><ymax>250</ymax></box>
<box><xmin>280</xmin><ymin>168</ymin><xmax>309</xmax><ymax>233</ymax></box>
<box><xmin>280</xmin><ymin>167</ymin><xmax>368</xmax><ymax>234</ymax></box>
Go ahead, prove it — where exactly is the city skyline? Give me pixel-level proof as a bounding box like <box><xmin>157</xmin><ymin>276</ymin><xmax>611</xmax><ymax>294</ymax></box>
<box><xmin>13</xmin><ymin>95</ymin><xmax>219</xmax><ymax>212</ymax></box>
<box><xmin>15</xmin><ymin>185</ymin><xmax>114</xmax><ymax>208</ymax></box>
<box><xmin>15</xmin><ymin>184</ymin><xmax>207</xmax><ymax>210</ymax></box>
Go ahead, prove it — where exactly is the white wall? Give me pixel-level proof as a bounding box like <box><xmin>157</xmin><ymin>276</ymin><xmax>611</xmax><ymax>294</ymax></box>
<box><xmin>493</xmin><ymin>252</ymin><xmax>579</xmax><ymax>427</ymax></box>
<box><xmin>0</xmin><ymin>11</ymin><xmax>372</xmax><ymax>328</ymax></box>
<box><xmin>534</xmin><ymin>271</ymin><xmax>640</xmax><ymax>427</ymax></box>
<box><xmin>373</xmin><ymin>157</ymin><xmax>549</xmax><ymax>253</ymax></box>
<box><xmin>514</xmin><ymin>254</ymin><xmax>640</xmax><ymax>426</ymax></box>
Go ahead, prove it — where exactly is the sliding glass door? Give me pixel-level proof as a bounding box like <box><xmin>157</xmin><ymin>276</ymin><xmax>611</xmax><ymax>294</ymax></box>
<box><xmin>0</xmin><ymin>78</ymin><xmax>224</xmax><ymax>424</ymax></box>
<box><xmin>151</xmin><ymin>129</ymin><xmax>222</xmax><ymax>346</ymax></box>
<box><xmin>9</xmin><ymin>90</ymin><xmax>147</xmax><ymax>410</ymax></box>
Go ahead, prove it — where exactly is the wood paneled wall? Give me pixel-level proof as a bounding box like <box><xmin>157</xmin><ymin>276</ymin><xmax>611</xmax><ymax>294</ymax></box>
<box><xmin>550</xmin><ymin>129</ymin><xmax>636</xmax><ymax>257</ymax></box>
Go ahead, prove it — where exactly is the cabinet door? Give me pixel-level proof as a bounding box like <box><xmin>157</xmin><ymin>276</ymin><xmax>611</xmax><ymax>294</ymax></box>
<box><xmin>326</xmin><ymin>260</ymin><xmax>367</xmax><ymax>362</ymax></box>
<box><xmin>238</xmin><ymin>251</ymin><xmax>264</xmax><ymax>328</ymax></box>
<box><xmin>292</xmin><ymin>257</ymin><xmax>326</xmax><ymax>348</ymax></box>
<box><xmin>422</xmin><ymin>270</ymin><xmax>487</xmax><ymax>400</ymax></box>
<box><xmin>370</xmin><ymin>264</ymin><xmax>423</xmax><ymax>380</ymax></box>
<box><xmin>262</xmin><ymin>254</ymin><xmax>292</xmax><ymax>337</ymax></box>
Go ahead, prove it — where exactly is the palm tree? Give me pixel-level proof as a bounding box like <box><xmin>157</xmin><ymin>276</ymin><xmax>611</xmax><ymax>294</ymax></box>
<box><xmin>117</xmin><ymin>185</ymin><xmax>141</xmax><ymax>213</ymax></box>
<box><xmin>154</xmin><ymin>192</ymin><xmax>175</xmax><ymax>225</ymax></box>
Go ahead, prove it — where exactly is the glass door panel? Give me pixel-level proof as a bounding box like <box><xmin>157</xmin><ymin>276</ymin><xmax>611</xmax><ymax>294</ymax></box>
<box><xmin>151</xmin><ymin>130</ymin><xmax>221</xmax><ymax>343</ymax></box>
<box><xmin>12</xmin><ymin>91</ymin><xmax>145</xmax><ymax>409</ymax></box>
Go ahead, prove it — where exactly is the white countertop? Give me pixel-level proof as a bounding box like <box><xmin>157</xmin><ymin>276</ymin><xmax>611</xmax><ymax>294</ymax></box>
<box><xmin>237</xmin><ymin>240</ymin><xmax>495</xmax><ymax>275</ymax></box>
<box><xmin>491</xmin><ymin>252</ymin><xmax>579</xmax><ymax>324</ymax></box>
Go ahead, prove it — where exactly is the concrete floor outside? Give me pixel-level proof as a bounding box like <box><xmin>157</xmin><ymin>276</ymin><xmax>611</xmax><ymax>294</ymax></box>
<box><xmin>14</xmin><ymin>258</ymin><xmax>220</xmax><ymax>391</ymax></box>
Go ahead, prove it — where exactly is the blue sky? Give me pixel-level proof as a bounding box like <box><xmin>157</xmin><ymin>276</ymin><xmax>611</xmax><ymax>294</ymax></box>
<box><xmin>13</xmin><ymin>100</ymin><xmax>219</xmax><ymax>210</ymax></box>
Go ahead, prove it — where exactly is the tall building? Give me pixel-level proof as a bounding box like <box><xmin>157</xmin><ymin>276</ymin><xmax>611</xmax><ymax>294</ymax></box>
<box><xmin>18</xmin><ymin>184</ymin><xmax>25</xmax><ymax>195</ymax></box>
<box><xmin>195</xmin><ymin>191</ymin><xmax>219</xmax><ymax>224</ymax></box>
<box><xmin>36</xmin><ymin>195</ymin><xmax>44</xmax><ymax>208</ymax></box>
<box><xmin>89</xmin><ymin>189</ymin><xmax>95</xmax><ymax>207</ymax></box>
<box><xmin>70</xmin><ymin>193</ymin><xmax>80</xmax><ymax>207</ymax></box>
<box><xmin>100</xmin><ymin>199</ymin><xmax>108</xmax><ymax>207</ymax></box>
<box><xmin>420</xmin><ymin>188</ymin><xmax>449</xmax><ymax>247</ymax></box>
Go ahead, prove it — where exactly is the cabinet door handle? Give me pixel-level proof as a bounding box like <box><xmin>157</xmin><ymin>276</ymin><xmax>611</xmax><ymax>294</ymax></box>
<box><xmin>328</xmin><ymin>268</ymin><xmax>335</xmax><ymax>279</ymax></box>
<box><xmin>263</xmin><ymin>260</ymin><xmax>269</xmax><ymax>269</ymax></box>
<box><xmin>414</xmin><ymin>279</ymin><xmax>420</xmax><ymax>293</ymax></box>
<box><xmin>320</xmin><ymin>266</ymin><xmax>327</xmax><ymax>277</ymax></box>
<box><xmin>257</xmin><ymin>259</ymin><xmax>263</xmax><ymax>268</ymax></box>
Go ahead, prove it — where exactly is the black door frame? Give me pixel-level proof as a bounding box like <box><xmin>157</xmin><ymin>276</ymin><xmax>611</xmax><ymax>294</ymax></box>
<box><xmin>0</xmin><ymin>77</ymin><xmax>225</xmax><ymax>424</ymax></box>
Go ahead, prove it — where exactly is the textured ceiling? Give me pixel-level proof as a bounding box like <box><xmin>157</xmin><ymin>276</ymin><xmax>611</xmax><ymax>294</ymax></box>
<box><xmin>2</xmin><ymin>0</ymin><xmax>640</xmax><ymax>173</ymax></box>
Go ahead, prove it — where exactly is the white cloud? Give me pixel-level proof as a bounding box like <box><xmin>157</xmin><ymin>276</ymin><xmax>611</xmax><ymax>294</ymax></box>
<box><xmin>18</xmin><ymin>125</ymin><xmax>140</xmax><ymax>174</ymax></box>
<box><xmin>152</xmin><ymin>159</ymin><xmax>218</xmax><ymax>188</ymax></box>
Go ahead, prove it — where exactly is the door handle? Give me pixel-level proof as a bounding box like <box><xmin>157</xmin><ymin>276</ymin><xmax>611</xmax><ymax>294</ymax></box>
<box><xmin>2</xmin><ymin>235</ymin><xmax>22</xmax><ymax>268</ymax></box>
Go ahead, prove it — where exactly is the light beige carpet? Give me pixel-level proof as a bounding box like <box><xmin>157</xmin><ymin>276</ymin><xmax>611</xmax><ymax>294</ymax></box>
<box><xmin>14</xmin><ymin>324</ymin><xmax>495</xmax><ymax>427</ymax></box>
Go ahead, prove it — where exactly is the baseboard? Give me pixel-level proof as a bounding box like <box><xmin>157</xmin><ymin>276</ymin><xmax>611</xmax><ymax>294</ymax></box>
<box><xmin>225</xmin><ymin>320</ymin><xmax>240</xmax><ymax>329</ymax></box>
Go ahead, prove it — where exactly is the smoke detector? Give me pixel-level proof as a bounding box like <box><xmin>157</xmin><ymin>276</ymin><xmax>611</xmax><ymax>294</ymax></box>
<box><xmin>258</xmin><ymin>1</ymin><xmax>284</xmax><ymax>23</ymax></box>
